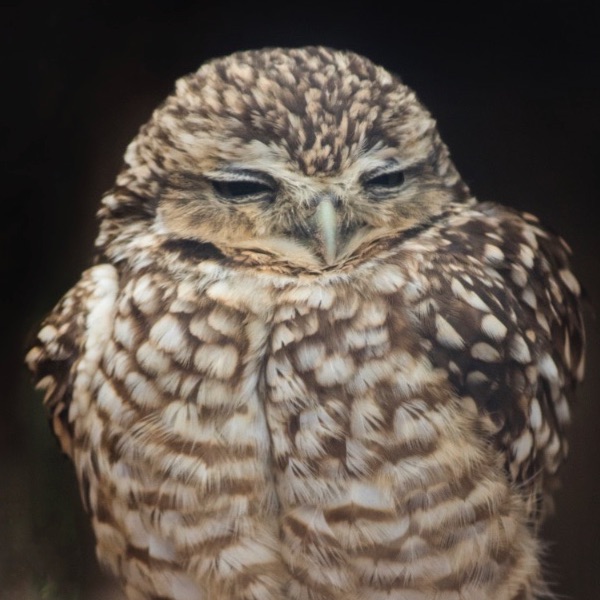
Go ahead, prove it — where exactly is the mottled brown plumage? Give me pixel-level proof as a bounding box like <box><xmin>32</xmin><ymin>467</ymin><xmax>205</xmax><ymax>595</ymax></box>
<box><xmin>26</xmin><ymin>47</ymin><xmax>585</xmax><ymax>599</ymax></box>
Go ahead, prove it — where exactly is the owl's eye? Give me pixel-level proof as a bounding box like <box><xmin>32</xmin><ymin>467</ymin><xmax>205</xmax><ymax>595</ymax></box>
<box><xmin>209</xmin><ymin>173</ymin><xmax>275</xmax><ymax>202</ymax></box>
<box><xmin>363</xmin><ymin>169</ymin><xmax>405</xmax><ymax>191</ymax></box>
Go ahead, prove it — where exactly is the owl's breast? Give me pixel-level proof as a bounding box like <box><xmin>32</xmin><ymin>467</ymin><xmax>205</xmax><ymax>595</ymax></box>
<box><xmin>74</xmin><ymin>265</ymin><xmax>289</xmax><ymax>598</ymax></box>
<box><xmin>76</xmin><ymin>255</ymin><xmax>542</xmax><ymax>599</ymax></box>
<box><xmin>258</xmin><ymin>259</ymin><xmax>541</xmax><ymax>599</ymax></box>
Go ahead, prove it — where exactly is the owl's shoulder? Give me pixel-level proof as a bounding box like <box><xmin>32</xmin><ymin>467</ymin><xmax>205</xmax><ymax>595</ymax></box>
<box><xmin>391</xmin><ymin>202</ymin><xmax>585</xmax><ymax>516</ymax></box>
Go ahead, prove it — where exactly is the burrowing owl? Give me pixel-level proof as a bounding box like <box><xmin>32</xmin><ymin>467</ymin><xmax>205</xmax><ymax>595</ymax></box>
<box><xmin>26</xmin><ymin>47</ymin><xmax>585</xmax><ymax>599</ymax></box>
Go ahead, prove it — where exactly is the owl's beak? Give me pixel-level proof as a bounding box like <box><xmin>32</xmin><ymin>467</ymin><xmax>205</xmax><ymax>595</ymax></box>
<box><xmin>313</xmin><ymin>195</ymin><xmax>338</xmax><ymax>265</ymax></box>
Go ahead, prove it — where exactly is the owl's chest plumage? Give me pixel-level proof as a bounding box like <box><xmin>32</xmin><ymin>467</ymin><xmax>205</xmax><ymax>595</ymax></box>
<box><xmin>68</xmin><ymin>244</ymin><xmax>540</xmax><ymax>600</ymax></box>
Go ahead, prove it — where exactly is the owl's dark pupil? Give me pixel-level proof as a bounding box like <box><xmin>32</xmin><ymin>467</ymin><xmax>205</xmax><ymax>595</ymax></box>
<box><xmin>366</xmin><ymin>170</ymin><xmax>405</xmax><ymax>188</ymax></box>
<box><xmin>212</xmin><ymin>179</ymin><xmax>271</xmax><ymax>198</ymax></box>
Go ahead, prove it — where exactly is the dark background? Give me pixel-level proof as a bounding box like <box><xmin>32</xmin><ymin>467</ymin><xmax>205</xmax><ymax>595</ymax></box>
<box><xmin>2</xmin><ymin>1</ymin><xmax>599</xmax><ymax>598</ymax></box>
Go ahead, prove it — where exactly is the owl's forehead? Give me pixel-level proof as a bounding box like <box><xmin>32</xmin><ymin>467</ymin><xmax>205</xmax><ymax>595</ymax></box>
<box><xmin>162</xmin><ymin>47</ymin><xmax>431</xmax><ymax>175</ymax></box>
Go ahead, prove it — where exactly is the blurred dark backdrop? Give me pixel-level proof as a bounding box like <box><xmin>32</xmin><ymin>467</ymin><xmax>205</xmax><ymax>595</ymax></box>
<box><xmin>2</xmin><ymin>1</ymin><xmax>599</xmax><ymax>598</ymax></box>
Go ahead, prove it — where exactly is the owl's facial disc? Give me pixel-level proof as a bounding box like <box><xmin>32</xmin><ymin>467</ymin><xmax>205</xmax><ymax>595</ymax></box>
<box><xmin>160</xmin><ymin>148</ymin><xmax>456</xmax><ymax>270</ymax></box>
<box><xmin>197</xmin><ymin>159</ymin><xmax>413</xmax><ymax>267</ymax></box>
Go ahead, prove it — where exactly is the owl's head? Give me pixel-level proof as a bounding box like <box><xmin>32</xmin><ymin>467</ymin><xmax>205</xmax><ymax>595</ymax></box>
<box><xmin>98</xmin><ymin>47</ymin><xmax>471</xmax><ymax>271</ymax></box>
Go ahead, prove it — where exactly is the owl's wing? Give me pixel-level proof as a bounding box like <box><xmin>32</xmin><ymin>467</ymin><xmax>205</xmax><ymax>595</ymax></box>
<box><xmin>25</xmin><ymin>264</ymin><xmax>119</xmax><ymax>458</ymax></box>
<box><xmin>415</xmin><ymin>203</ymin><xmax>585</xmax><ymax>519</ymax></box>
